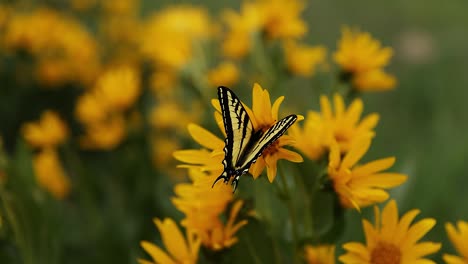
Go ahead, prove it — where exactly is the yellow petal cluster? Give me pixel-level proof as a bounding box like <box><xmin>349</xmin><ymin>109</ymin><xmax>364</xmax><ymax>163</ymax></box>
<box><xmin>222</xmin><ymin>3</ymin><xmax>262</xmax><ymax>59</ymax></box>
<box><xmin>328</xmin><ymin>138</ymin><xmax>407</xmax><ymax>210</ymax></box>
<box><xmin>207</xmin><ymin>61</ymin><xmax>240</xmax><ymax>88</ymax></box>
<box><xmin>256</xmin><ymin>0</ymin><xmax>307</xmax><ymax>40</ymax></box>
<box><xmin>290</xmin><ymin>93</ymin><xmax>378</xmax><ymax>161</ymax></box>
<box><xmin>33</xmin><ymin>148</ymin><xmax>70</xmax><ymax>199</ymax></box>
<box><xmin>333</xmin><ymin>26</ymin><xmax>396</xmax><ymax>91</ymax></box>
<box><xmin>340</xmin><ymin>200</ymin><xmax>441</xmax><ymax>263</ymax></box>
<box><xmin>283</xmin><ymin>40</ymin><xmax>327</xmax><ymax>77</ymax></box>
<box><xmin>444</xmin><ymin>221</ymin><xmax>468</xmax><ymax>264</ymax></box>
<box><xmin>139</xmin><ymin>218</ymin><xmax>201</xmax><ymax>264</ymax></box>
<box><xmin>304</xmin><ymin>244</ymin><xmax>335</xmax><ymax>264</ymax></box>
<box><xmin>140</xmin><ymin>5</ymin><xmax>212</xmax><ymax>70</ymax></box>
<box><xmin>75</xmin><ymin>65</ymin><xmax>140</xmax><ymax>150</ymax></box>
<box><xmin>3</xmin><ymin>9</ymin><xmax>100</xmax><ymax>86</ymax></box>
<box><xmin>22</xmin><ymin>110</ymin><xmax>68</xmax><ymax>149</ymax></box>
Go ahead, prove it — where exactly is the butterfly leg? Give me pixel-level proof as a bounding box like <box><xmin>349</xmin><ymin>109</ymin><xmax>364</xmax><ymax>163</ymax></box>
<box><xmin>231</xmin><ymin>175</ymin><xmax>240</xmax><ymax>193</ymax></box>
<box><xmin>212</xmin><ymin>172</ymin><xmax>230</xmax><ymax>188</ymax></box>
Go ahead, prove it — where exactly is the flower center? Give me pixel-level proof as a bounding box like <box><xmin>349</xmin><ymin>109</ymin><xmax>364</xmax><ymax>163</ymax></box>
<box><xmin>370</xmin><ymin>242</ymin><xmax>401</xmax><ymax>264</ymax></box>
<box><xmin>262</xmin><ymin>140</ymin><xmax>279</xmax><ymax>156</ymax></box>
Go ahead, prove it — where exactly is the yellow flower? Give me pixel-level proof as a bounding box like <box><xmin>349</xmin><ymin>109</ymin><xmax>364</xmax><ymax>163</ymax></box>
<box><xmin>139</xmin><ymin>218</ymin><xmax>201</xmax><ymax>264</ymax></box>
<box><xmin>151</xmin><ymin>137</ymin><xmax>181</xmax><ymax>167</ymax></box>
<box><xmin>340</xmin><ymin>199</ymin><xmax>441</xmax><ymax>263</ymax></box>
<box><xmin>80</xmin><ymin>115</ymin><xmax>126</xmax><ymax>150</ymax></box>
<box><xmin>304</xmin><ymin>244</ymin><xmax>335</xmax><ymax>264</ymax></box>
<box><xmin>150</xmin><ymin>102</ymin><xmax>195</xmax><ymax>131</ymax></box>
<box><xmin>94</xmin><ymin>66</ymin><xmax>141</xmax><ymax>112</ymax></box>
<box><xmin>207</xmin><ymin>61</ymin><xmax>239</xmax><ymax>87</ymax></box>
<box><xmin>353</xmin><ymin>68</ymin><xmax>397</xmax><ymax>92</ymax></box>
<box><xmin>328</xmin><ymin>138</ymin><xmax>407</xmax><ymax>210</ymax></box>
<box><xmin>333</xmin><ymin>26</ymin><xmax>396</xmax><ymax>91</ymax></box>
<box><xmin>172</xmin><ymin>169</ymin><xmax>232</xmax><ymax>233</ymax></box>
<box><xmin>283</xmin><ymin>40</ymin><xmax>327</xmax><ymax>77</ymax></box>
<box><xmin>22</xmin><ymin>110</ymin><xmax>68</xmax><ymax>148</ymax></box>
<box><xmin>444</xmin><ymin>221</ymin><xmax>468</xmax><ymax>264</ymax></box>
<box><xmin>4</xmin><ymin>9</ymin><xmax>100</xmax><ymax>86</ymax></box>
<box><xmin>239</xmin><ymin>83</ymin><xmax>303</xmax><ymax>182</ymax></box>
<box><xmin>33</xmin><ymin>148</ymin><xmax>70</xmax><ymax>199</ymax></box>
<box><xmin>150</xmin><ymin>70</ymin><xmax>178</xmax><ymax>97</ymax></box>
<box><xmin>75</xmin><ymin>91</ymin><xmax>108</xmax><ymax>124</ymax></box>
<box><xmin>222</xmin><ymin>3</ymin><xmax>262</xmax><ymax>59</ymax></box>
<box><xmin>173</xmin><ymin>123</ymin><xmax>225</xmax><ymax>177</ymax></box>
<box><xmin>201</xmin><ymin>200</ymin><xmax>248</xmax><ymax>251</ymax></box>
<box><xmin>320</xmin><ymin>94</ymin><xmax>379</xmax><ymax>153</ymax></box>
<box><xmin>288</xmin><ymin>111</ymin><xmax>327</xmax><ymax>161</ymax></box>
<box><xmin>256</xmin><ymin>0</ymin><xmax>307</xmax><ymax>40</ymax></box>
<box><xmin>141</xmin><ymin>6</ymin><xmax>212</xmax><ymax>70</ymax></box>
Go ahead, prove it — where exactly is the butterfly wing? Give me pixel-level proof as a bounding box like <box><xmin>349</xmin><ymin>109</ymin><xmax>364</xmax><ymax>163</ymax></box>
<box><xmin>236</xmin><ymin>114</ymin><xmax>297</xmax><ymax>172</ymax></box>
<box><xmin>214</xmin><ymin>86</ymin><xmax>255</xmax><ymax>186</ymax></box>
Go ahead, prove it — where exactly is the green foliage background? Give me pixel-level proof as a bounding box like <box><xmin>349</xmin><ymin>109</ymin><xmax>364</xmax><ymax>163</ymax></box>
<box><xmin>1</xmin><ymin>0</ymin><xmax>468</xmax><ymax>263</ymax></box>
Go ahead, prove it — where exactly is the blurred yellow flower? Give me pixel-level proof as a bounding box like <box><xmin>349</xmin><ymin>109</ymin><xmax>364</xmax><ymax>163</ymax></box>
<box><xmin>328</xmin><ymin>138</ymin><xmax>407</xmax><ymax>210</ymax></box>
<box><xmin>340</xmin><ymin>200</ymin><xmax>441</xmax><ymax>263</ymax></box>
<box><xmin>150</xmin><ymin>70</ymin><xmax>178</xmax><ymax>97</ymax></box>
<box><xmin>139</xmin><ymin>218</ymin><xmax>201</xmax><ymax>264</ymax></box>
<box><xmin>320</xmin><ymin>94</ymin><xmax>379</xmax><ymax>153</ymax></box>
<box><xmin>22</xmin><ymin>110</ymin><xmax>68</xmax><ymax>148</ymax></box>
<box><xmin>304</xmin><ymin>244</ymin><xmax>335</xmax><ymax>264</ymax></box>
<box><xmin>207</xmin><ymin>61</ymin><xmax>239</xmax><ymax>87</ymax></box>
<box><xmin>222</xmin><ymin>3</ymin><xmax>262</xmax><ymax>59</ymax></box>
<box><xmin>333</xmin><ymin>26</ymin><xmax>396</xmax><ymax>91</ymax></box>
<box><xmin>75</xmin><ymin>91</ymin><xmax>108</xmax><ymax>124</ymax></box>
<box><xmin>288</xmin><ymin>111</ymin><xmax>327</xmax><ymax>161</ymax></box>
<box><xmin>353</xmin><ymin>68</ymin><xmax>397</xmax><ymax>92</ymax></box>
<box><xmin>33</xmin><ymin>148</ymin><xmax>70</xmax><ymax>199</ymax></box>
<box><xmin>4</xmin><ymin>9</ymin><xmax>100</xmax><ymax>86</ymax></box>
<box><xmin>151</xmin><ymin>137</ymin><xmax>181</xmax><ymax>167</ymax></box>
<box><xmin>94</xmin><ymin>66</ymin><xmax>141</xmax><ymax>112</ymax></box>
<box><xmin>201</xmin><ymin>200</ymin><xmax>248</xmax><ymax>251</ymax></box>
<box><xmin>102</xmin><ymin>0</ymin><xmax>138</xmax><ymax>15</ymax></box>
<box><xmin>257</xmin><ymin>0</ymin><xmax>307</xmax><ymax>40</ymax></box>
<box><xmin>141</xmin><ymin>5</ymin><xmax>212</xmax><ymax>70</ymax></box>
<box><xmin>149</xmin><ymin>102</ymin><xmax>193</xmax><ymax>131</ymax></box>
<box><xmin>283</xmin><ymin>40</ymin><xmax>327</xmax><ymax>77</ymax></box>
<box><xmin>80</xmin><ymin>115</ymin><xmax>126</xmax><ymax>150</ymax></box>
<box><xmin>444</xmin><ymin>221</ymin><xmax>468</xmax><ymax>264</ymax></box>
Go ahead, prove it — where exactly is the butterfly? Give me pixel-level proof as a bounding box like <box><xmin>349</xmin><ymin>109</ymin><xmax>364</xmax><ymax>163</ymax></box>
<box><xmin>212</xmin><ymin>86</ymin><xmax>298</xmax><ymax>192</ymax></box>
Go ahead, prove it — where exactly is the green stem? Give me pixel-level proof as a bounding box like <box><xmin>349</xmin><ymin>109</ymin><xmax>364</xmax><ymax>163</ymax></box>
<box><xmin>277</xmin><ymin>164</ymin><xmax>299</xmax><ymax>264</ymax></box>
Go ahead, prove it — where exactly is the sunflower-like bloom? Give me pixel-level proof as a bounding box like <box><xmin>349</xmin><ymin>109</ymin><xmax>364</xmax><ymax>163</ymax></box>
<box><xmin>222</xmin><ymin>2</ymin><xmax>262</xmax><ymax>59</ymax></box>
<box><xmin>304</xmin><ymin>244</ymin><xmax>335</xmax><ymax>264</ymax></box>
<box><xmin>333</xmin><ymin>26</ymin><xmax>396</xmax><ymax>91</ymax></box>
<box><xmin>172</xmin><ymin>169</ymin><xmax>247</xmax><ymax>251</ymax></box>
<box><xmin>4</xmin><ymin>9</ymin><xmax>100</xmax><ymax>86</ymax></box>
<box><xmin>340</xmin><ymin>200</ymin><xmax>441</xmax><ymax>263</ymax></box>
<box><xmin>288</xmin><ymin>111</ymin><xmax>327</xmax><ymax>161</ymax></box>
<box><xmin>93</xmin><ymin>66</ymin><xmax>140</xmax><ymax>112</ymax></box>
<box><xmin>79</xmin><ymin>115</ymin><xmax>126</xmax><ymax>150</ymax></box>
<box><xmin>256</xmin><ymin>0</ymin><xmax>307</xmax><ymax>40</ymax></box>
<box><xmin>200</xmin><ymin>200</ymin><xmax>248</xmax><ymax>251</ymax></box>
<box><xmin>444</xmin><ymin>221</ymin><xmax>468</xmax><ymax>263</ymax></box>
<box><xmin>283</xmin><ymin>40</ymin><xmax>327</xmax><ymax>77</ymax></box>
<box><xmin>139</xmin><ymin>218</ymin><xmax>201</xmax><ymax>264</ymax></box>
<box><xmin>140</xmin><ymin>5</ymin><xmax>212</xmax><ymax>70</ymax></box>
<box><xmin>207</xmin><ymin>61</ymin><xmax>239</xmax><ymax>87</ymax></box>
<box><xmin>22</xmin><ymin>110</ymin><xmax>68</xmax><ymax>148</ymax></box>
<box><xmin>321</xmin><ymin>93</ymin><xmax>379</xmax><ymax>153</ymax></box>
<box><xmin>328</xmin><ymin>138</ymin><xmax>407</xmax><ymax>210</ymax></box>
<box><xmin>33</xmin><ymin>148</ymin><xmax>70</xmax><ymax>199</ymax></box>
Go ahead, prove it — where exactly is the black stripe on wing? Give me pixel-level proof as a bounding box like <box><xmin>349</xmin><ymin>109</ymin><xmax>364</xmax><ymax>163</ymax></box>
<box><xmin>237</xmin><ymin>114</ymin><xmax>297</xmax><ymax>172</ymax></box>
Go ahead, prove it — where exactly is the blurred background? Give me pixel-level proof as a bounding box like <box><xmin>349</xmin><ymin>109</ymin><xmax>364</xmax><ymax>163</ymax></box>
<box><xmin>0</xmin><ymin>0</ymin><xmax>467</xmax><ymax>263</ymax></box>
